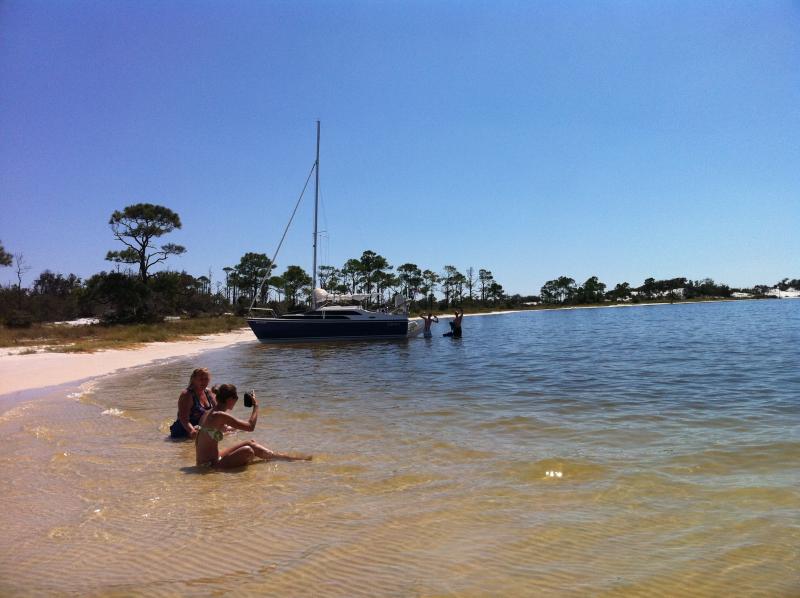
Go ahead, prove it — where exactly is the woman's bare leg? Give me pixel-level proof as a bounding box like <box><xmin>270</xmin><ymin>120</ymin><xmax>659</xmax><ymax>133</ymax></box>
<box><xmin>249</xmin><ymin>440</ymin><xmax>312</xmax><ymax>462</ymax></box>
<box><xmin>215</xmin><ymin>443</ymin><xmax>256</xmax><ymax>469</ymax></box>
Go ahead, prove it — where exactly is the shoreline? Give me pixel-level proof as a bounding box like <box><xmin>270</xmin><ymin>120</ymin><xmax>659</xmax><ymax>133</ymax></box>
<box><xmin>0</xmin><ymin>328</ymin><xmax>254</xmax><ymax>396</ymax></box>
<box><xmin>0</xmin><ymin>297</ymin><xmax>782</xmax><ymax>397</ymax></box>
<box><xmin>439</xmin><ymin>296</ymin><xmax>773</xmax><ymax>319</ymax></box>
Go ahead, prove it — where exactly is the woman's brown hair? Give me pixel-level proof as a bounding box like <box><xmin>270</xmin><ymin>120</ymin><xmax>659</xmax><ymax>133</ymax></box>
<box><xmin>215</xmin><ymin>384</ymin><xmax>238</xmax><ymax>407</ymax></box>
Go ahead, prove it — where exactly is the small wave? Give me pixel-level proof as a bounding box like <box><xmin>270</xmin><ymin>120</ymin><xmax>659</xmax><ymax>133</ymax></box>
<box><xmin>101</xmin><ymin>408</ymin><xmax>125</xmax><ymax>417</ymax></box>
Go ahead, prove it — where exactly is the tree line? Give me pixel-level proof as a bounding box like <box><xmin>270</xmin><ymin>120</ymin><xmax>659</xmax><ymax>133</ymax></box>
<box><xmin>1</xmin><ymin>204</ymin><xmax>795</xmax><ymax>327</ymax></box>
<box><xmin>538</xmin><ymin>275</ymin><xmax>742</xmax><ymax>305</ymax></box>
<box><xmin>0</xmin><ymin>203</ymin><xmax>513</xmax><ymax>326</ymax></box>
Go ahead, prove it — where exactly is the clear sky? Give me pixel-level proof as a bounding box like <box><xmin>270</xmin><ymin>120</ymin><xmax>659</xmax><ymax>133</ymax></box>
<box><xmin>1</xmin><ymin>1</ymin><xmax>798</xmax><ymax>295</ymax></box>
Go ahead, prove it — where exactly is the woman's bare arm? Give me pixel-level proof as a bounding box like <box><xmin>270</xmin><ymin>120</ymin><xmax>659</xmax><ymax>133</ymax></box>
<box><xmin>177</xmin><ymin>391</ymin><xmax>196</xmax><ymax>436</ymax></box>
<box><xmin>215</xmin><ymin>407</ymin><xmax>258</xmax><ymax>432</ymax></box>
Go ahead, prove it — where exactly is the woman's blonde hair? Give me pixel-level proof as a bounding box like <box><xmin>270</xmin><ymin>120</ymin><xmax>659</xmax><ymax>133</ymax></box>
<box><xmin>188</xmin><ymin>368</ymin><xmax>210</xmax><ymax>387</ymax></box>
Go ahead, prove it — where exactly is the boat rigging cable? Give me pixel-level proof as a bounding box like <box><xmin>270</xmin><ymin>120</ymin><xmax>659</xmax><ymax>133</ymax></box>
<box><xmin>247</xmin><ymin>161</ymin><xmax>317</xmax><ymax>315</ymax></box>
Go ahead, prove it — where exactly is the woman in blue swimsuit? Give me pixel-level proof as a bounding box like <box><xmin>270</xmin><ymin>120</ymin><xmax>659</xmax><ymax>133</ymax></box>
<box><xmin>170</xmin><ymin>368</ymin><xmax>217</xmax><ymax>439</ymax></box>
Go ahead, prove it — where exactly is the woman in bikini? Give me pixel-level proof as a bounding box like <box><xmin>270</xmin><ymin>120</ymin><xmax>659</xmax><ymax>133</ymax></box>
<box><xmin>170</xmin><ymin>368</ymin><xmax>217</xmax><ymax>439</ymax></box>
<box><xmin>195</xmin><ymin>384</ymin><xmax>311</xmax><ymax>469</ymax></box>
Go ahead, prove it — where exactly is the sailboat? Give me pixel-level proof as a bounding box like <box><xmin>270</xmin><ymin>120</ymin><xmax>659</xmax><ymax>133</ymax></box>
<box><xmin>246</xmin><ymin>122</ymin><xmax>419</xmax><ymax>342</ymax></box>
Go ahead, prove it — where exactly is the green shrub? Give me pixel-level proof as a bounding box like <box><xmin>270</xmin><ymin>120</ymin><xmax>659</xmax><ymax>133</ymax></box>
<box><xmin>6</xmin><ymin>310</ymin><xmax>33</xmax><ymax>328</ymax></box>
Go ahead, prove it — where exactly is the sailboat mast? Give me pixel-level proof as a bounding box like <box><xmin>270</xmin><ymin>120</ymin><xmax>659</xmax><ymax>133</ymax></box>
<box><xmin>312</xmin><ymin>120</ymin><xmax>320</xmax><ymax>306</ymax></box>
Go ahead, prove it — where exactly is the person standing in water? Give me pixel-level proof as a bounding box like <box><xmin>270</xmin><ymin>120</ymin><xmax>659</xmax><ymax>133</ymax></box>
<box><xmin>443</xmin><ymin>308</ymin><xmax>464</xmax><ymax>338</ymax></box>
<box><xmin>421</xmin><ymin>313</ymin><xmax>439</xmax><ymax>338</ymax></box>
<box><xmin>195</xmin><ymin>384</ymin><xmax>311</xmax><ymax>469</ymax></box>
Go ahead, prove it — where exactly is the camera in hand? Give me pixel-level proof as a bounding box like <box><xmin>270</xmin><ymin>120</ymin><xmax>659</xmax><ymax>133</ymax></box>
<box><xmin>243</xmin><ymin>391</ymin><xmax>254</xmax><ymax>408</ymax></box>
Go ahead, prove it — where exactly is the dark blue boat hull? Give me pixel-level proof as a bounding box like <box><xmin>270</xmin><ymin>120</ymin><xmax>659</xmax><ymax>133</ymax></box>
<box><xmin>247</xmin><ymin>317</ymin><xmax>409</xmax><ymax>341</ymax></box>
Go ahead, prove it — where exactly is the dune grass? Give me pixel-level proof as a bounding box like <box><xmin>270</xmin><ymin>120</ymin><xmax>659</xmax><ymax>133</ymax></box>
<box><xmin>0</xmin><ymin>315</ymin><xmax>247</xmax><ymax>353</ymax></box>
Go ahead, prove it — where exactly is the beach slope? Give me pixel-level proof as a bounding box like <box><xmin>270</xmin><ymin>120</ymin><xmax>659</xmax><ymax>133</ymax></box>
<box><xmin>0</xmin><ymin>328</ymin><xmax>253</xmax><ymax>395</ymax></box>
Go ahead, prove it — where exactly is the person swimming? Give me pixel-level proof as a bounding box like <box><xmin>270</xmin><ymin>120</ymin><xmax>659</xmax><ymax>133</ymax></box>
<box><xmin>170</xmin><ymin>368</ymin><xmax>217</xmax><ymax>439</ymax></box>
<box><xmin>421</xmin><ymin>313</ymin><xmax>439</xmax><ymax>338</ymax></box>
<box><xmin>195</xmin><ymin>384</ymin><xmax>311</xmax><ymax>469</ymax></box>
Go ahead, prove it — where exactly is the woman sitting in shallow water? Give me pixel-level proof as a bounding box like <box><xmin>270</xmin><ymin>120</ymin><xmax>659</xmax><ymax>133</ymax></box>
<box><xmin>170</xmin><ymin>368</ymin><xmax>216</xmax><ymax>439</ymax></box>
<box><xmin>195</xmin><ymin>384</ymin><xmax>311</xmax><ymax>469</ymax></box>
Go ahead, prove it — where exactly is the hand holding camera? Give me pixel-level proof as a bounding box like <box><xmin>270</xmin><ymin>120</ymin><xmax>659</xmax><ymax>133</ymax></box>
<box><xmin>243</xmin><ymin>389</ymin><xmax>257</xmax><ymax>408</ymax></box>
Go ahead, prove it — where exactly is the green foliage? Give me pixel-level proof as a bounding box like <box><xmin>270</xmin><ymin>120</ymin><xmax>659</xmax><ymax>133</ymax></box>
<box><xmin>33</xmin><ymin>271</ymin><xmax>81</xmax><ymax>296</ymax></box>
<box><xmin>149</xmin><ymin>271</ymin><xmax>210</xmax><ymax>316</ymax></box>
<box><xmin>79</xmin><ymin>269</ymin><xmax>225</xmax><ymax>324</ymax></box>
<box><xmin>341</xmin><ymin>258</ymin><xmax>362</xmax><ymax>294</ymax></box>
<box><xmin>683</xmin><ymin>278</ymin><xmax>731</xmax><ymax>299</ymax></box>
<box><xmin>5</xmin><ymin>310</ymin><xmax>32</xmax><ymax>328</ymax></box>
<box><xmin>233</xmin><ymin>252</ymin><xmax>273</xmax><ymax>303</ymax></box>
<box><xmin>536</xmin><ymin>274</ymin><xmax>735</xmax><ymax>306</ymax></box>
<box><xmin>268</xmin><ymin>275</ymin><xmax>285</xmax><ymax>302</ymax></box>
<box><xmin>84</xmin><ymin>271</ymin><xmax>153</xmax><ymax>323</ymax></box>
<box><xmin>0</xmin><ymin>270</ymin><xmax>85</xmax><ymax>324</ymax></box>
<box><xmin>778</xmin><ymin>278</ymin><xmax>800</xmax><ymax>291</ymax></box>
<box><xmin>281</xmin><ymin>265</ymin><xmax>312</xmax><ymax>307</ymax></box>
<box><xmin>577</xmin><ymin>276</ymin><xmax>606</xmax><ymax>304</ymax></box>
<box><xmin>441</xmin><ymin>265</ymin><xmax>461</xmax><ymax>307</ymax></box>
<box><xmin>106</xmin><ymin>203</ymin><xmax>186</xmax><ymax>282</ymax></box>
<box><xmin>487</xmin><ymin>281</ymin><xmax>505</xmax><ymax>302</ymax></box>
<box><xmin>358</xmin><ymin>250</ymin><xmax>391</xmax><ymax>304</ymax></box>
<box><xmin>9</xmin><ymin>194</ymin><xmax>778</xmax><ymax>328</ymax></box>
<box><xmin>317</xmin><ymin>265</ymin><xmax>340</xmax><ymax>290</ymax></box>
<box><xmin>608</xmin><ymin>282</ymin><xmax>631</xmax><ymax>301</ymax></box>
<box><xmin>0</xmin><ymin>240</ymin><xmax>11</xmax><ymax>267</ymax></box>
<box><xmin>465</xmin><ymin>267</ymin><xmax>477</xmax><ymax>301</ymax></box>
<box><xmin>397</xmin><ymin>263</ymin><xmax>423</xmax><ymax>300</ymax></box>
<box><xmin>420</xmin><ymin>269</ymin><xmax>439</xmax><ymax>309</ymax></box>
<box><xmin>478</xmin><ymin>269</ymin><xmax>493</xmax><ymax>302</ymax></box>
<box><xmin>540</xmin><ymin>276</ymin><xmax>577</xmax><ymax>304</ymax></box>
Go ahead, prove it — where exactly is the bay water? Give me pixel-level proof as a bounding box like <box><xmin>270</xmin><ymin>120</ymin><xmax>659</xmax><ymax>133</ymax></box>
<box><xmin>1</xmin><ymin>300</ymin><xmax>798</xmax><ymax>596</ymax></box>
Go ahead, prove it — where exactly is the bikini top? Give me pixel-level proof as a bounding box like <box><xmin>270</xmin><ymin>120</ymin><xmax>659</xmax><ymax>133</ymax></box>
<box><xmin>196</xmin><ymin>408</ymin><xmax>224</xmax><ymax>443</ymax></box>
<box><xmin>198</xmin><ymin>425</ymin><xmax>224</xmax><ymax>443</ymax></box>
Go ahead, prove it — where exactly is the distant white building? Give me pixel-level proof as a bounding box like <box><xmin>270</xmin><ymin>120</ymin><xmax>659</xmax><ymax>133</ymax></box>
<box><xmin>769</xmin><ymin>287</ymin><xmax>800</xmax><ymax>298</ymax></box>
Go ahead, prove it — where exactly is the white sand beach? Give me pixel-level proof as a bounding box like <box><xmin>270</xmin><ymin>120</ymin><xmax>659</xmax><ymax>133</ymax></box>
<box><xmin>0</xmin><ymin>328</ymin><xmax>253</xmax><ymax>396</ymax></box>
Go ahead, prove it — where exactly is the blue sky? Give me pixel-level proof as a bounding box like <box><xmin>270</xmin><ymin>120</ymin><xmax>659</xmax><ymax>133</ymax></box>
<box><xmin>1</xmin><ymin>1</ymin><xmax>798</xmax><ymax>294</ymax></box>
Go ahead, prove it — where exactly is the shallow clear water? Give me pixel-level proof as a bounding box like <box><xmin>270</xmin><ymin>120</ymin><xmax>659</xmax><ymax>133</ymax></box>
<box><xmin>2</xmin><ymin>300</ymin><xmax>799</xmax><ymax>596</ymax></box>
